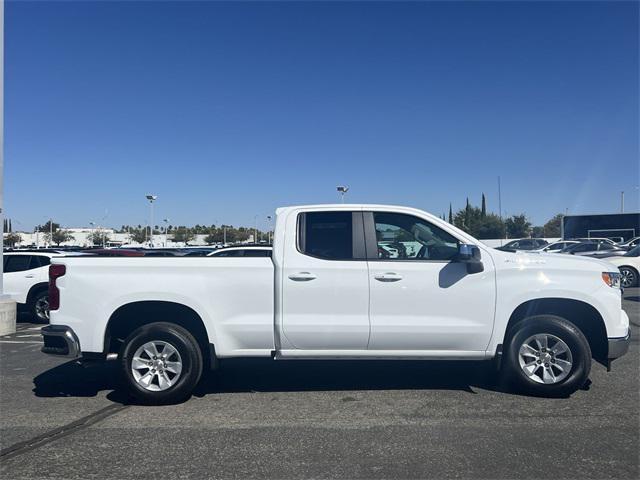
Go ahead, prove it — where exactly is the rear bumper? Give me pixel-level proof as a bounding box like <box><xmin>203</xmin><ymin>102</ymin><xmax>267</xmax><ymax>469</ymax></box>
<box><xmin>41</xmin><ymin>325</ymin><xmax>81</xmax><ymax>358</ymax></box>
<box><xmin>608</xmin><ymin>329</ymin><xmax>631</xmax><ymax>360</ymax></box>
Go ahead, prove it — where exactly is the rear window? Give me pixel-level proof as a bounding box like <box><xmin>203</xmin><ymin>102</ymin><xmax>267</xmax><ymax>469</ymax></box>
<box><xmin>299</xmin><ymin>211</ymin><xmax>354</xmax><ymax>260</ymax></box>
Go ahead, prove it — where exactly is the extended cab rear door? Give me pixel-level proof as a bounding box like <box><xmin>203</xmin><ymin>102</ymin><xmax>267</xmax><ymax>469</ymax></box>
<box><xmin>279</xmin><ymin>210</ymin><xmax>370</xmax><ymax>350</ymax></box>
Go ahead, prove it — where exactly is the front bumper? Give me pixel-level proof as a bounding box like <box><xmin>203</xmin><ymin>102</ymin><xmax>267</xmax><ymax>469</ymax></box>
<box><xmin>608</xmin><ymin>329</ymin><xmax>631</xmax><ymax>360</ymax></box>
<box><xmin>41</xmin><ymin>325</ymin><xmax>81</xmax><ymax>358</ymax></box>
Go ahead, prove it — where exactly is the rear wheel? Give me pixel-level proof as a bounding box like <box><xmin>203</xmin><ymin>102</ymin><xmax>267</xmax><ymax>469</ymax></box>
<box><xmin>504</xmin><ymin>315</ymin><xmax>591</xmax><ymax>397</ymax></box>
<box><xmin>619</xmin><ymin>266</ymin><xmax>638</xmax><ymax>288</ymax></box>
<box><xmin>120</xmin><ymin>322</ymin><xmax>203</xmax><ymax>405</ymax></box>
<box><xmin>29</xmin><ymin>290</ymin><xmax>50</xmax><ymax>323</ymax></box>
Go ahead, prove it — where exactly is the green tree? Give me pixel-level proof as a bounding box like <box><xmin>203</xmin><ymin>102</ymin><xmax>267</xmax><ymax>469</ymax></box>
<box><xmin>481</xmin><ymin>193</ymin><xmax>487</xmax><ymax>217</ymax></box>
<box><xmin>505</xmin><ymin>214</ymin><xmax>532</xmax><ymax>238</ymax></box>
<box><xmin>454</xmin><ymin>206</ymin><xmax>504</xmax><ymax>239</ymax></box>
<box><xmin>128</xmin><ymin>228</ymin><xmax>147</xmax><ymax>244</ymax></box>
<box><xmin>88</xmin><ymin>230</ymin><xmax>110</xmax><ymax>246</ymax></box>
<box><xmin>204</xmin><ymin>232</ymin><xmax>218</xmax><ymax>245</ymax></box>
<box><xmin>3</xmin><ymin>232</ymin><xmax>22</xmax><ymax>247</ymax></box>
<box><xmin>172</xmin><ymin>227</ymin><xmax>195</xmax><ymax>245</ymax></box>
<box><xmin>448</xmin><ymin>203</ymin><xmax>453</xmax><ymax>223</ymax></box>
<box><xmin>542</xmin><ymin>213</ymin><xmax>563</xmax><ymax>237</ymax></box>
<box><xmin>50</xmin><ymin>229</ymin><xmax>75</xmax><ymax>246</ymax></box>
<box><xmin>37</xmin><ymin>220</ymin><xmax>60</xmax><ymax>233</ymax></box>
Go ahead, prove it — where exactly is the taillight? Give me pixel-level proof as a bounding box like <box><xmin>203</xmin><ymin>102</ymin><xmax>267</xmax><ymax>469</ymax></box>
<box><xmin>48</xmin><ymin>264</ymin><xmax>66</xmax><ymax>311</ymax></box>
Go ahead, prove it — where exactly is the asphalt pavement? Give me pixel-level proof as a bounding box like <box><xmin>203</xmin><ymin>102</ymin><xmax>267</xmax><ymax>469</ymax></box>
<box><xmin>1</xmin><ymin>290</ymin><xmax>638</xmax><ymax>479</ymax></box>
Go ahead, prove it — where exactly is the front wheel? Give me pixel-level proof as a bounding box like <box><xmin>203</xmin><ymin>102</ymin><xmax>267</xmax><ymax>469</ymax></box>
<box><xmin>503</xmin><ymin>315</ymin><xmax>591</xmax><ymax>397</ymax></box>
<box><xmin>619</xmin><ymin>266</ymin><xmax>638</xmax><ymax>288</ymax></box>
<box><xmin>120</xmin><ymin>322</ymin><xmax>203</xmax><ymax>405</ymax></box>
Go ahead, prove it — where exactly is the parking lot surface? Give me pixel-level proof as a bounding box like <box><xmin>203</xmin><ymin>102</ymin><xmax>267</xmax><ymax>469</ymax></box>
<box><xmin>1</xmin><ymin>290</ymin><xmax>638</xmax><ymax>479</ymax></box>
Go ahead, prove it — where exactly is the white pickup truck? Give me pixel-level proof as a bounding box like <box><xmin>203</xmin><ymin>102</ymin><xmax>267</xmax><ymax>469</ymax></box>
<box><xmin>42</xmin><ymin>204</ymin><xmax>630</xmax><ymax>404</ymax></box>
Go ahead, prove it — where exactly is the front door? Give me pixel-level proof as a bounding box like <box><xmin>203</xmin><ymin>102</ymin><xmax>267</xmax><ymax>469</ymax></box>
<box><xmin>366</xmin><ymin>211</ymin><xmax>496</xmax><ymax>353</ymax></box>
<box><xmin>281</xmin><ymin>210</ymin><xmax>370</xmax><ymax>350</ymax></box>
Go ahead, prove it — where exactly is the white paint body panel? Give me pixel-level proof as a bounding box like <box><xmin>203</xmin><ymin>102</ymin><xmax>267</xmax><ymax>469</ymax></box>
<box><xmin>3</xmin><ymin>253</ymin><xmax>53</xmax><ymax>304</ymax></box>
<box><xmin>50</xmin><ymin>204</ymin><xmax>629</xmax><ymax>360</ymax></box>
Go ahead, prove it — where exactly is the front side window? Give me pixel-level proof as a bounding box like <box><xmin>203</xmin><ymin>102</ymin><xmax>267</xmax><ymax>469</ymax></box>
<box><xmin>299</xmin><ymin>211</ymin><xmax>354</xmax><ymax>260</ymax></box>
<box><xmin>373</xmin><ymin>212</ymin><xmax>459</xmax><ymax>261</ymax></box>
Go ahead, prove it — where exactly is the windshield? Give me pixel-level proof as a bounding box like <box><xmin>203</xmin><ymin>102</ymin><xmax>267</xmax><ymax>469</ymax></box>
<box><xmin>624</xmin><ymin>246</ymin><xmax>639</xmax><ymax>257</ymax></box>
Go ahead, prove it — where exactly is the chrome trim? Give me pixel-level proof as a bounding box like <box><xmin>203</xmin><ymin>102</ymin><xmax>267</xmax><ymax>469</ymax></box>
<box><xmin>608</xmin><ymin>330</ymin><xmax>631</xmax><ymax>360</ymax></box>
<box><xmin>41</xmin><ymin>325</ymin><xmax>81</xmax><ymax>358</ymax></box>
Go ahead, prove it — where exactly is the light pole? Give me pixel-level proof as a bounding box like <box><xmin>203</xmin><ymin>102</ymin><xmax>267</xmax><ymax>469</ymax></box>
<box><xmin>163</xmin><ymin>218</ymin><xmax>169</xmax><ymax>246</ymax></box>
<box><xmin>145</xmin><ymin>194</ymin><xmax>157</xmax><ymax>247</ymax></box>
<box><xmin>254</xmin><ymin>215</ymin><xmax>258</xmax><ymax>244</ymax></box>
<box><xmin>336</xmin><ymin>185</ymin><xmax>349</xmax><ymax>203</ymax></box>
<box><xmin>267</xmin><ymin>215</ymin><xmax>272</xmax><ymax>244</ymax></box>
<box><xmin>621</xmin><ymin>191</ymin><xmax>624</xmax><ymax>213</ymax></box>
<box><xmin>89</xmin><ymin>221</ymin><xmax>96</xmax><ymax>247</ymax></box>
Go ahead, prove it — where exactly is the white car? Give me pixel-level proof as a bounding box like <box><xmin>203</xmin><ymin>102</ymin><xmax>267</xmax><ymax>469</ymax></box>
<box><xmin>207</xmin><ymin>246</ymin><xmax>271</xmax><ymax>257</ymax></box>
<box><xmin>3</xmin><ymin>252</ymin><xmax>56</xmax><ymax>321</ymax></box>
<box><xmin>42</xmin><ymin>204</ymin><xmax>630</xmax><ymax>404</ymax></box>
<box><xmin>536</xmin><ymin>241</ymin><xmax>580</xmax><ymax>253</ymax></box>
<box><xmin>606</xmin><ymin>246</ymin><xmax>639</xmax><ymax>288</ymax></box>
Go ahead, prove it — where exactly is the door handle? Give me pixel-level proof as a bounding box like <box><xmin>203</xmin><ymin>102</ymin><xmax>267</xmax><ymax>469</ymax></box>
<box><xmin>288</xmin><ymin>272</ymin><xmax>317</xmax><ymax>281</ymax></box>
<box><xmin>24</xmin><ymin>275</ymin><xmax>35</xmax><ymax>279</ymax></box>
<box><xmin>374</xmin><ymin>273</ymin><xmax>403</xmax><ymax>282</ymax></box>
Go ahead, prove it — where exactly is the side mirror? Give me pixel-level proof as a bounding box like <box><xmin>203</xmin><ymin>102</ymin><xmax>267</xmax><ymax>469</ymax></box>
<box><xmin>457</xmin><ymin>244</ymin><xmax>484</xmax><ymax>274</ymax></box>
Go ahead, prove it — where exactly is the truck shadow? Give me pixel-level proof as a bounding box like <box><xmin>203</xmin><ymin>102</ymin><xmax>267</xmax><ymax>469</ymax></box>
<box><xmin>33</xmin><ymin>358</ymin><xmax>509</xmax><ymax>403</ymax></box>
<box><xmin>193</xmin><ymin>358</ymin><xmax>501</xmax><ymax>397</ymax></box>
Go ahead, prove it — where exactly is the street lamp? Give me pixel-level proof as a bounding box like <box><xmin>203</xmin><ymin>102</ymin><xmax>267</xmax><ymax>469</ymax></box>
<box><xmin>267</xmin><ymin>215</ymin><xmax>273</xmax><ymax>244</ymax></box>
<box><xmin>145</xmin><ymin>194</ymin><xmax>157</xmax><ymax>247</ymax></box>
<box><xmin>163</xmin><ymin>218</ymin><xmax>169</xmax><ymax>246</ymax></box>
<box><xmin>336</xmin><ymin>185</ymin><xmax>349</xmax><ymax>203</ymax></box>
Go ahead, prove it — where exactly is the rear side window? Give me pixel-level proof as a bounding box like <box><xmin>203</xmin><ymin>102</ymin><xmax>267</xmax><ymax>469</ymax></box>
<box><xmin>32</xmin><ymin>256</ymin><xmax>50</xmax><ymax>268</ymax></box>
<box><xmin>299</xmin><ymin>212</ymin><xmax>355</xmax><ymax>260</ymax></box>
<box><xmin>4</xmin><ymin>255</ymin><xmax>32</xmax><ymax>273</ymax></box>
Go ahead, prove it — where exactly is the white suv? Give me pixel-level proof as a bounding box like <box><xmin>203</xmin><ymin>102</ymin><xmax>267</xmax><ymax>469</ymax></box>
<box><xmin>3</xmin><ymin>252</ymin><xmax>57</xmax><ymax>322</ymax></box>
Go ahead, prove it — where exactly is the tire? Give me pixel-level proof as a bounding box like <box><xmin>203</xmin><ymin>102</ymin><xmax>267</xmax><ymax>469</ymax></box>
<box><xmin>619</xmin><ymin>266</ymin><xmax>638</xmax><ymax>288</ymax></box>
<box><xmin>29</xmin><ymin>290</ymin><xmax>50</xmax><ymax>323</ymax></box>
<box><xmin>503</xmin><ymin>315</ymin><xmax>591</xmax><ymax>397</ymax></box>
<box><xmin>120</xmin><ymin>322</ymin><xmax>203</xmax><ymax>405</ymax></box>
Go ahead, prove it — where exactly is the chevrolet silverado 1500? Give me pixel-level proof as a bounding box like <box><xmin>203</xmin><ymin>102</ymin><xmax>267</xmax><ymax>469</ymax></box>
<box><xmin>42</xmin><ymin>204</ymin><xmax>630</xmax><ymax>403</ymax></box>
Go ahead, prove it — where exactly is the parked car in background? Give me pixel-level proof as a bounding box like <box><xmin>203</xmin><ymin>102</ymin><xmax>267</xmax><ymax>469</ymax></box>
<box><xmin>573</xmin><ymin>237</ymin><xmax>617</xmax><ymax>245</ymax></box>
<box><xmin>143</xmin><ymin>250</ymin><xmax>179</xmax><ymax>257</ymax></box>
<box><xmin>616</xmin><ymin>236</ymin><xmax>640</xmax><ymax>250</ymax></box>
<box><xmin>89</xmin><ymin>249</ymin><xmax>145</xmax><ymax>257</ymax></box>
<box><xmin>606</xmin><ymin>246</ymin><xmax>640</xmax><ymax>288</ymax></box>
<box><xmin>561</xmin><ymin>241</ymin><xmax>625</xmax><ymax>257</ymax></box>
<box><xmin>3</xmin><ymin>252</ymin><xmax>61</xmax><ymax>321</ymax></box>
<box><xmin>495</xmin><ymin>238</ymin><xmax>548</xmax><ymax>252</ymax></box>
<box><xmin>181</xmin><ymin>249</ymin><xmax>218</xmax><ymax>257</ymax></box>
<box><xmin>207</xmin><ymin>246</ymin><xmax>272</xmax><ymax>257</ymax></box>
<box><xmin>536</xmin><ymin>241</ymin><xmax>580</xmax><ymax>253</ymax></box>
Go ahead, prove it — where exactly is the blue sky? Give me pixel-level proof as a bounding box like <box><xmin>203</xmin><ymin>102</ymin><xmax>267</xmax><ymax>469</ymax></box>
<box><xmin>5</xmin><ymin>1</ymin><xmax>639</xmax><ymax>230</ymax></box>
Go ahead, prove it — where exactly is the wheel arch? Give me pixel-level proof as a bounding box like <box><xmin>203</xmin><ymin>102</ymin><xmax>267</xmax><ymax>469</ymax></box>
<box><xmin>26</xmin><ymin>282</ymin><xmax>49</xmax><ymax>305</ymax></box>
<box><xmin>504</xmin><ymin>298</ymin><xmax>608</xmax><ymax>364</ymax></box>
<box><xmin>104</xmin><ymin>301</ymin><xmax>215</xmax><ymax>369</ymax></box>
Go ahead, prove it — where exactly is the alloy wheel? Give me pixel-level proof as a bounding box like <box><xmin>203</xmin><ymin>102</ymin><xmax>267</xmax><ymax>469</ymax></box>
<box><xmin>131</xmin><ymin>341</ymin><xmax>183</xmax><ymax>392</ymax></box>
<box><xmin>518</xmin><ymin>333</ymin><xmax>573</xmax><ymax>385</ymax></box>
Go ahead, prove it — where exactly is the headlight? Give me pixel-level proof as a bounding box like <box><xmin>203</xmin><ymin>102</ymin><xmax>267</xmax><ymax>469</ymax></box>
<box><xmin>602</xmin><ymin>272</ymin><xmax>622</xmax><ymax>289</ymax></box>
